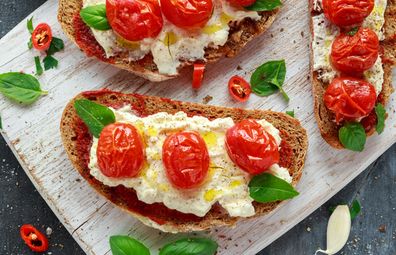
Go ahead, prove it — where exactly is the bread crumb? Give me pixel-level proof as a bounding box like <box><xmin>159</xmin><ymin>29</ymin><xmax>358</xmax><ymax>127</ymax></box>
<box><xmin>306</xmin><ymin>227</ymin><xmax>311</xmax><ymax>232</ymax></box>
<box><xmin>378</xmin><ymin>224</ymin><xmax>386</xmax><ymax>233</ymax></box>
<box><xmin>202</xmin><ymin>95</ymin><xmax>213</xmax><ymax>104</ymax></box>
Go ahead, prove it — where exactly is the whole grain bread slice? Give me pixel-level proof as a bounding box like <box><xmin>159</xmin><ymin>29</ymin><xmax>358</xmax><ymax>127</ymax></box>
<box><xmin>60</xmin><ymin>90</ymin><xmax>308</xmax><ymax>232</ymax></box>
<box><xmin>58</xmin><ymin>0</ymin><xmax>279</xmax><ymax>82</ymax></box>
<box><xmin>310</xmin><ymin>0</ymin><xmax>396</xmax><ymax>149</ymax></box>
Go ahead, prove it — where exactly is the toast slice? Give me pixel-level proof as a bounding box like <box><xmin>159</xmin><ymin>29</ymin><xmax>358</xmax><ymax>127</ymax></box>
<box><xmin>310</xmin><ymin>0</ymin><xmax>396</xmax><ymax>149</ymax></box>
<box><xmin>58</xmin><ymin>0</ymin><xmax>280</xmax><ymax>82</ymax></box>
<box><xmin>60</xmin><ymin>90</ymin><xmax>308</xmax><ymax>232</ymax></box>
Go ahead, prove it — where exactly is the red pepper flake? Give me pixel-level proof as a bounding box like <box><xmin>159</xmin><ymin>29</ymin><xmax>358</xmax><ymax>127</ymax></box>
<box><xmin>20</xmin><ymin>224</ymin><xmax>49</xmax><ymax>253</ymax></box>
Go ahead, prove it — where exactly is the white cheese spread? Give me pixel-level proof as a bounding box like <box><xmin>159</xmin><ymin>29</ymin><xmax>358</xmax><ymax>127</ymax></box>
<box><xmin>88</xmin><ymin>106</ymin><xmax>291</xmax><ymax>218</ymax></box>
<box><xmin>83</xmin><ymin>0</ymin><xmax>260</xmax><ymax>75</ymax></box>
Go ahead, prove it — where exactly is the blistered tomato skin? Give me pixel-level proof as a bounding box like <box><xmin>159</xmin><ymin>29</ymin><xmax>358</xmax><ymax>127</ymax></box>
<box><xmin>97</xmin><ymin>123</ymin><xmax>145</xmax><ymax>178</ymax></box>
<box><xmin>162</xmin><ymin>131</ymin><xmax>209</xmax><ymax>189</ymax></box>
<box><xmin>331</xmin><ymin>28</ymin><xmax>379</xmax><ymax>74</ymax></box>
<box><xmin>106</xmin><ymin>0</ymin><xmax>163</xmax><ymax>41</ymax></box>
<box><xmin>160</xmin><ymin>0</ymin><xmax>214</xmax><ymax>29</ymax></box>
<box><xmin>322</xmin><ymin>0</ymin><xmax>374</xmax><ymax>27</ymax></box>
<box><xmin>324</xmin><ymin>77</ymin><xmax>377</xmax><ymax>123</ymax></box>
<box><xmin>225</xmin><ymin>119</ymin><xmax>279</xmax><ymax>175</ymax></box>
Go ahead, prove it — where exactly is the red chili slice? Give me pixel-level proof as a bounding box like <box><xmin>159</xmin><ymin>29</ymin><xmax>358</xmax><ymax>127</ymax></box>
<box><xmin>20</xmin><ymin>224</ymin><xmax>49</xmax><ymax>252</ymax></box>
<box><xmin>192</xmin><ymin>63</ymin><xmax>206</xmax><ymax>89</ymax></box>
<box><xmin>228</xmin><ymin>75</ymin><xmax>252</xmax><ymax>102</ymax></box>
<box><xmin>32</xmin><ymin>23</ymin><xmax>53</xmax><ymax>51</ymax></box>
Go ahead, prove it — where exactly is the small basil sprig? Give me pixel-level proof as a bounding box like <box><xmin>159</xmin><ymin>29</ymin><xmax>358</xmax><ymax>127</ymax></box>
<box><xmin>249</xmin><ymin>173</ymin><xmax>299</xmax><ymax>203</ymax></box>
<box><xmin>159</xmin><ymin>238</ymin><xmax>218</xmax><ymax>255</ymax></box>
<box><xmin>74</xmin><ymin>99</ymin><xmax>115</xmax><ymax>138</ymax></box>
<box><xmin>246</xmin><ymin>0</ymin><xmax>282</xmax><ymax>11</ymax></box>
<box><xmin>34</xmin><ymin>56</ymin><xmax>43</xmax><ymax>76</ymax></box>
<box><xmin>110</xmin><ymin>236</ymin><xmax>150</xmax><ymax>255</ymax></box>
<box><xmin>286</xmin><ymin>110</ymin><xmax>294</xmax><ymax>117</ymax></box>
<box><xmin>375</xmin><ymin>104</ymin><xmax>385</xmax><ymax>134</ymax></box>
<box><xmin>250</xmin><ymin>60</ymin><xmax>289</xmax><ymax>102</ymax></box>
<box><xmin>338</xmin><ymin>122</ymin><xmax>366</xmax><ymax>152</ymax></box>
<box><xmin>0</xmin><ymin>72</ymin><xmax>47</xmax><ymax>104</ymax></box>
<box><xmin>349</xmin><ymin>200</ymin><xmax>361</xmax><ymax>220</ymax></box>
<box><xmin>47</xmin><ymin>37</ymin><xmax>65</xmax><ymax>56</ymax></box>
<box><xmin>347</xmin><ymin>27</ymin><xmax>359</xmax><ymax>36</ymax></box>
<box><xmin>43</xmin><ymin>55</ymin><xmax>58</xmax><ymax>70</ymax></box>
<box><xmin>27</xmin><ymin>17</ymin><xmax>34</xmax><ymax>49</ymax></box>
<box><xmin>80</xmin><ymin>4</ymin><xmax>111</xmax><ymax>31</ymax></box>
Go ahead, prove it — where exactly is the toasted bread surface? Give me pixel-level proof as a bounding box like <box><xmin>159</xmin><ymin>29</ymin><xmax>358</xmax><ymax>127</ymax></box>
<box><xmin>58</xmin><ymin>0</ymin><xmax>279</xmax><ymax>82</ymax></box>
<box><xmin>60</xmin><ymin>90</ymin><xmax>308</xmax><ymax>232</ymax></box>
<box><xmin>310</xmin><ymin>0</ymin><xmax>396</xmax><ymax>149</ymax></box>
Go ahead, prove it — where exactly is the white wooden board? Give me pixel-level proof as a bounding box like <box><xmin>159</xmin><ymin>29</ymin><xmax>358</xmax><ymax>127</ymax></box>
<box><xmin>0</xmin><ymin>0</ymin><xmax>395</xmax><ymax>254</ymax></box>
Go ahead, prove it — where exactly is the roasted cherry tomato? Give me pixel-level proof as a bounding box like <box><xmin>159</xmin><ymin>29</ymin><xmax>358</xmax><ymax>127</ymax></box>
<box><xmin>227</xmin><ymin>0</ymin><xmax>255</xmax><ymax>7</ymax></box>
<box><xmin>162</xmin><ymin>131</ymin><xmax>209</xmax><ymax>189</ymax></box>
<box><xmin>228</xmin><ymin>75</ymin><xmax>251</xmax><ymax>102</ymax></box>
<box><xmin>106</xmin><ymin>0</ymin><xmax>163</xmax><ymax>41</ymax></box>
<box><xmin>322</xmin><ymin>0</ymin><xmax>374</xmax><ymax>27</ymax></box>
<box><xmin>160</xmin><ymin>0</ymin><xmax>213</xmax><ymax>29</ymax></box>
<box><xmin>225</xmin><ymin>119</ymin><xmax>279</xmax><ymax>175</ymax></box>
<box><xmin>192</xmin><ymin>63</ymin><xmax>206</xmax><ymax>89</ymax></box>
<box><xmin>331</xmin><ymin>28</ymin><xmax>379</xmax><ymax>74</ymax></box>
<box><xmin>20</xmin><ymin>224</ymin><xmax>49</xmax><ymax>253</ymax></box>
<box><xmin>97</xmin><ymin>123</ymin><xmax>145</xmax><ymax>178</ymax></box>
<box><xmin>324</xmin><ymin>77</ymin><xmax>376</xmax><ymax>123</ymax></box>
<box><xmin>32</xmin><ymin>23</ymin><xmax>52</xmax><ymax>51</ymax></box>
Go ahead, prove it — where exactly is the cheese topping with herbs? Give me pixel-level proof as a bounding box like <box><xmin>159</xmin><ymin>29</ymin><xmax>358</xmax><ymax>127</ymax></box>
<box><xmin>88</xmin><ymin>107</ymin><xmax>292</xmax><ymax>217</ymax></box>
<box><xmin>83</xmin><ymin>0</ymin><xmax>260</xmax><ymax>75</ymax></box>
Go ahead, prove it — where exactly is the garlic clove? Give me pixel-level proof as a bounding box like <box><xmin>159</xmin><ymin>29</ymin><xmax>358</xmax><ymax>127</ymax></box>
<box><xmin>315</xmin><ymin>205</ymin><xmax>351</xmax><ymax>255</ymax></box>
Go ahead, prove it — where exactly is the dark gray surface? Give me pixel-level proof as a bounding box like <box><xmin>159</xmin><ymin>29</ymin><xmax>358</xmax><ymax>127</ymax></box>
<box><xmin>0</xmin><ymin>1</ymin><xmax>395</xmax><ymax>254</ymax></box>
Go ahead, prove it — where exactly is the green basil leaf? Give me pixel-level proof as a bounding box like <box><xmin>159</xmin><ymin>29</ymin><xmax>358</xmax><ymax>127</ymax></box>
<box><xmin>43</xmin><ymin>55</ymin><xmax>58</xmax><ymax>70</ymax></box>
<box><xmin>347</xmin><ymin>27</ymin><xmax>359</xmax><ymax>36</ymax></box>
<box><xmin>0</xmin><ymin>72</ymin><xmax>47</xmax><ymax>104</ymax></box>
<box><xmin>110</xmin><ymin>236</ymin><xmax>150</xmax><ymax>255</ymax></box>
<box><xmin>249</xmin><ymin>173</ymin><xmax>299</xmax><ymax>203</ymax></box>
<box><xmin>34</xmin><ymin>56</ymin><xmax>43</xmax><ymax>76</ymax></box>
<box><xmin>47</xmin><ymin>37</ymin><xmax>64</xmax><ymax>56</ymax></box>
<box><xmin>159</xmin><ymin>238</ymin><xmax>218</xmax><ymax>255</ymax></box>
<box><xmin>246</xmin><ymin>0</ymin><xmax>282</xmax><ymax>11</ymax></box>
<box><xmin>27</xmin><ymin>17</ymin><xmax>34</xmax><ymax>34</ymax></box>
<box><xmin>74</xmin><ymin>99</ymin><xmax>115</xmax><ymax>138</ymax></box>
<box><xmin>250</xmin><ymin>60</ymin><xmax>289</xmax><ymax>101</ymax></box>
<box><xmin>286</xmin><ymin>110</ymin><xmax>294</xmax><ymax>117</ymax></box>
<box><xmin>338</xmin><ymin>122</ymin><xmax>366</xmax><ymax>152</ymax></box>
<box><xmin>350</xmin><ymin>200</ymin><xmax>361</xmax><ymax>220</ymax></box>
<box><xmin>80</xmin><ymin>4</ymin><xmax>111</xmax><ymax>31</ymax></box>
<box><xmin>375</xmin><ymin>104</ymin><xmax>385</xmax><ymax>134</ymax></box>
<box><xmin>28</xmin><ymin>38</ymin><xmax>33</xmax><ymax>49</ymax></box>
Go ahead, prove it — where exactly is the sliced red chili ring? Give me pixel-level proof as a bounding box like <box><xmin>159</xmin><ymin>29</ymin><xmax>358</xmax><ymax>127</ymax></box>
<box><xmin>32</xmin><ymin>23</ymin><xmax>53</xmax><ymax>51</ymax></box>
<box><xmin>228</xmin><ymin>75</ymin><xmax>251</xmax><ymax>102</ymax></box>
<box><xmin>20</xmin><ymin>224</ymin><xmax>49</xmax><ymax>252</ymax></box>
<box><xmin>192</xmin><ymin>63</ymin><xmax>206</xmax><ymax>90</ymax></box>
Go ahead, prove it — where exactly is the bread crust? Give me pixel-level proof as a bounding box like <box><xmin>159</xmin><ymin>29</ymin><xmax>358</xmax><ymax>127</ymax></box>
<box><xmin>58</xmin><ymin>0</ymin><xmax>280</xmax><ymax>82</ymax></box>
<box><xmin>60</xmin><ymin>90</ymin><xmax>308</xmax><ymax>232</ymax></box>
<box><xmin>310</xmin><ymin>0</ymin><xmax>396</xmax><ymax>149</ymax></box>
